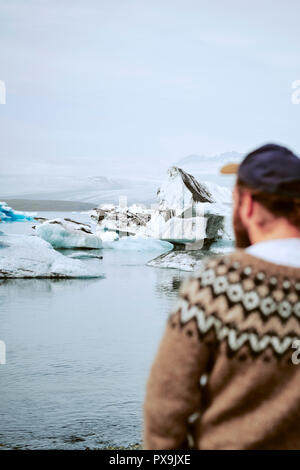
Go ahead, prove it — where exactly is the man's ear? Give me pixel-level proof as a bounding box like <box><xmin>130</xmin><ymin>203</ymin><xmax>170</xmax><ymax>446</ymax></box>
<box><xmin>239</xmin><ymin>191</ymin><xmax>254</xmax><ymax>227</ymax></box>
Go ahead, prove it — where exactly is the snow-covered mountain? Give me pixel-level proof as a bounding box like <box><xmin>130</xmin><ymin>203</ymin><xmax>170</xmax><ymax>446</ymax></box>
<box><xmin>175</xmin><ymin>151</ymin><xmax>243</xmax><ymax>175</ymax></box>
<box><xmin>0</xmin><ymin>175</ymin><xmax>159</xmax><ymax>205</ymax></box>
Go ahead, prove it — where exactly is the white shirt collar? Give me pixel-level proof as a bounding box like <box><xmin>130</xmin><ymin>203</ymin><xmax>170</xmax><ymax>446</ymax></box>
<box><xmin>246</xmin><ymin>238</ymin><xmax>300</xmax><ymax>268</ymax></box>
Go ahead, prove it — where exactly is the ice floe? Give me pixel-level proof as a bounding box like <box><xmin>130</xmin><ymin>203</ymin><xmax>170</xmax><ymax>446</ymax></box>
<box><xmin>0</xmin><ymin>233</ymin><xmax>103</xmax><ymax>278</ymax></box>
<box><xmin>147</xmin><ymin>250</ymin><xmax>207</xmax><ymax>272</ymax></box>
<box><xmin>35</xmin><ymin>218</ymin><xmax>102</xmax><ymax>249</ymax></box>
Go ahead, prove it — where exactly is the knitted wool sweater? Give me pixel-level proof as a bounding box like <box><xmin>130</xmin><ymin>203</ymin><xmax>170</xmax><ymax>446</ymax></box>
<box><xmin>144</xmin><ymin>250</ymin><xmax>300</xmax><ymax>450</ymax></box>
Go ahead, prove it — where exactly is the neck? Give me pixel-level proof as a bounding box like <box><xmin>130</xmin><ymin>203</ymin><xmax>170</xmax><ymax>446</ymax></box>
<box><xmin>249</xmin><ymin>220</ymin><xmax>300</xmax><ymax>245</ymax></box>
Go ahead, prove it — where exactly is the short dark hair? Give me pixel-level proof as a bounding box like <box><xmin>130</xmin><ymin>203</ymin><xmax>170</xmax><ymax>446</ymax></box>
<box><xmin>236</xmin><ymin>179</ymin><xmax>300</xmax><ymax>228</ymax></box>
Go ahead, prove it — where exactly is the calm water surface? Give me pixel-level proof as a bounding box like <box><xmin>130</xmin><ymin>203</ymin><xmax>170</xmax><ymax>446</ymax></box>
<box><xmin>0</xmin><ymin>213</ymin><xmax>189</xmax><ymax>449</ymax></box>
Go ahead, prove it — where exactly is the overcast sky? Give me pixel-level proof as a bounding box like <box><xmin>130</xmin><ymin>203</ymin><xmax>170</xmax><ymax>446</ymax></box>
<box><xmin>1</xmin><ymin>0</ymin><xmax>300</xmax><ymax>178</ymax></box>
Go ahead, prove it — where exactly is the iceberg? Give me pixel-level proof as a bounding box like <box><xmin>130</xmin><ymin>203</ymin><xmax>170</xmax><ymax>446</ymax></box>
<box><xmin>101</xmin><ymin>235</ymin><xmax>173</xmax><ymax>253</ymax></box>
<box><xmin>0</xmin><ymin>201</ymin><xmax>32</xmax><ymax>222</ymax></box>
<box><xmin>153</xmin><ymin>167</ymin><xmax>233</xmax><ymax>245</ymax></box>
<box><xmin>157</xmin><ymin>166</ymin><xmax>214</xmax><ymax>214</ymax></box>
<box><xmin>35</xmin><ymin>218</ymin><xmax>102</xmax><ymax>249</ymax></box>
<box><xmin>0</xmin><ymin>233</ymin><xmax>103</xmax><ymax>278</ymax></box>
<box><xmin>91</xmin><ymin>166</ymin><xmax>233</xmax><ymax>249</ymax></box>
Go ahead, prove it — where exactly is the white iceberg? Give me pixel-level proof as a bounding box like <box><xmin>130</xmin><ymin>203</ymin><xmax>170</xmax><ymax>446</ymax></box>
<box><xmin>156</xmin><ymin>166</ymin><xmax>233</xmax><ymax>212</ymax></box>
<box><xmin>0</xmin><ymin>234</ymin><xmax>103</xmax><ymax>278</ymax></box>
<box><xmin>35</xmin><ymin>218</ymin><xmax>102</xmax><ymax>249</ymax></box>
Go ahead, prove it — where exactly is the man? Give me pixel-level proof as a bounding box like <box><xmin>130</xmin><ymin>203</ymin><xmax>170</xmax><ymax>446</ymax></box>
<box><xmin>144</xmin><ymin>143</ymin><xmax>300</xmax><ymax>450</ymax></box>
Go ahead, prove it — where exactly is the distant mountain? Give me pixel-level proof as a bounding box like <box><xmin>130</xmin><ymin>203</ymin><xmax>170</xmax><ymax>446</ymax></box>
<box><xmin>176</xmin><ymin>151</ymin><xmax>243</xmax><ymax>174</ymax></box>
<box><xmin>177</xmin><ymin>154</ymin><xmax>206</xmax><ymax>166</ymax></box>
<box><xmin>0</xmin><ymin>174</ymin><xmax>159</xmax><ymax>206</ymax></box>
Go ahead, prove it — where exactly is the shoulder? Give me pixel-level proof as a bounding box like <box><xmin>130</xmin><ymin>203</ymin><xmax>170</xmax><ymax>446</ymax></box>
<box><xmin>172</xmin><ymin>249</ymin><xmax>300</xmax><ymax>358</ymax></box>
<box><xmin>179</xmin><ymin>251</ymin><xmax>239</xmax><ymax>300</ymax></box>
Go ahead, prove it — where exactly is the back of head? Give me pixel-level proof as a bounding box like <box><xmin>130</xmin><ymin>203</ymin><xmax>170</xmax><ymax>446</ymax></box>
<box><xmin>236</xmin><ymin>178</ymin><xmax>300</xmax><ymax>229</ymax></box>
<box><xmin>224</xmin><ymin>143</ymin><xmax>300</xmax><ymax>247</ymax></box>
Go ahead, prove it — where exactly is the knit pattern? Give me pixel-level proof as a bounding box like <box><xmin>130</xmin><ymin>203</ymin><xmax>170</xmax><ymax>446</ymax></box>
<box><xmin>175</xmin><ymin>251</ymin><xmax>300</xmax><ymax>357</ymax></box>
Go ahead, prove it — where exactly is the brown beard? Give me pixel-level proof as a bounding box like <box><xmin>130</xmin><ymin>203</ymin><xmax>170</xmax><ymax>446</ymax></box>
<box><xmin>233</xmin><ymin>207</ymin><xmax>251</xmax><ymax>248</ymax></box>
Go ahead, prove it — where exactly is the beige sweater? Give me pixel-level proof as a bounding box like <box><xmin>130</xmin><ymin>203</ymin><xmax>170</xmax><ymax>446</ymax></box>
<box><xmin>144</xmin><ymin>250</ymin><xmax>300</xmax><ymax>450</ymax></box>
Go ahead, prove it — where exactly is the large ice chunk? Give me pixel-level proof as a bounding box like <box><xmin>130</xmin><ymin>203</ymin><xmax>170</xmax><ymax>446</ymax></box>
<box><xmin>35</xmin><ymin>218</ymin><xmax>102</xmax><ymax>249</ymax></box>
<box><xmin>0</xmin><ymin>233</ymin><xmax>103</xmax><ymax>278</ymax></box>
<box><xmin>157</xmin><ymin>167</ymin><xmax>214</xmax><ymax>214</ymax></box>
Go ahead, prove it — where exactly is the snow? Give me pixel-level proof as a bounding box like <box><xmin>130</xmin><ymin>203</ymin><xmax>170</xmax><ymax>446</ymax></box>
<box><xmin>96</xmin><ymin>230</ymin><xmax>119</xmax><ymax>242</ymax></box>
<box><xmin>0</xmin><ymin>201</ymin><xmax>32</xmax><ymax>222</ymax></box>
<box><xmin>0</xmin><ymin>233</ymin><xmax>103</xmax><ymax>278</ymax></box>
<box><xmin>35</xmin><ymin>218</ymin><xmax>102</xmax><ymax>249</ymax></box>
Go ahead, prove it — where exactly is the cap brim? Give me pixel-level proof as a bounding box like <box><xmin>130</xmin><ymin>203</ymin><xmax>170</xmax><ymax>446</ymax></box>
<box><xmin>220</xmin><ymin>163</ymin><xmax>240</xmax><ymax>174</ymax></box>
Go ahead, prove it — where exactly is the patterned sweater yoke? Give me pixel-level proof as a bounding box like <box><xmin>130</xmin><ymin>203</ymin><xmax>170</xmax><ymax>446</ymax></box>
<box><xmin>144</xmin><ymin>250</ymin><xmax>300</xmax><ymax>450</ymax></box>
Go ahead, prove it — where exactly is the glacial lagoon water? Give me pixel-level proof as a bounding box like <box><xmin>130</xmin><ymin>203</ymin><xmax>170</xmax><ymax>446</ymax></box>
<box><xmin>0</xmin><ymin>212</ymin><xmax>189</xmax><ymax>449</ymax></box>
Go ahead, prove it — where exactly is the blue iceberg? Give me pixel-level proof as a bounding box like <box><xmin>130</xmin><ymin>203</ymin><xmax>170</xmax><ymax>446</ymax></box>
<box><xmin>0</xmin><ymin>201</ymin><xmax>32</xmax><ymax>222</ymax></box>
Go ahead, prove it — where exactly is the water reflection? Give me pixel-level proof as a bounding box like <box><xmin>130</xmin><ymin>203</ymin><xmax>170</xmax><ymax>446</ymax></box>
<box><xmin>0</xmin><ymin>277</ymin><xmax>101</xmax><ymax>294</ymax></box>
<box><xmin>154</xmin><ymin>268</ymin><xmax>188</xmax><ymax>296</ymax></box>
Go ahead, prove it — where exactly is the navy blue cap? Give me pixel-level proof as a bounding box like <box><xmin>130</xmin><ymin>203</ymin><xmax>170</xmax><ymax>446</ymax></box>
<box><xmin>221</xmin><ymin>144</ymin><xmax>300</xmax><ymax>198</ymax></box>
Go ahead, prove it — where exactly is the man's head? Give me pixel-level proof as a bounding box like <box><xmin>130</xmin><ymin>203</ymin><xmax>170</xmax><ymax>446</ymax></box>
<box><xmin>222</xmin><ymin>144</ymin><xmax>300</xmax><ymax>248</ymax></box>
